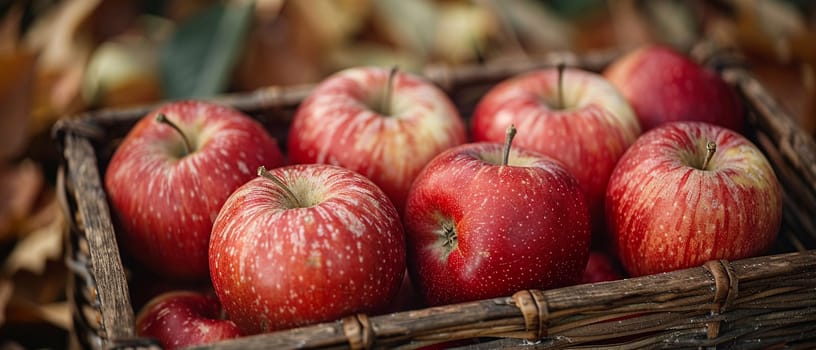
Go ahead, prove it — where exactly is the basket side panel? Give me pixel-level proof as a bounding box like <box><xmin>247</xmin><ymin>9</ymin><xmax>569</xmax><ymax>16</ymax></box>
<box><xmin>723</xmin><ymin>68</ymin><xmax>816</xmax><ymax>192</ymax></box>
<box><xmin>64</xmin><ymin>134</ymin><xmax>136</xmax><ymax>342</ymax></box>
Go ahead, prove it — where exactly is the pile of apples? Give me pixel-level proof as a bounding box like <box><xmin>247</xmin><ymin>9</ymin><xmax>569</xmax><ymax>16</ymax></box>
<box><xmin>104</xmin><ymin>46</ymin><xmax>782</xmax><ymax>349</ymax></box>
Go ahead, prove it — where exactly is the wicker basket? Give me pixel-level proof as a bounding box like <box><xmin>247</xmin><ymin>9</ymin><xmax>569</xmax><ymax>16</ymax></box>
<box><xmin>53</xmin><ymin>46</ymin><xmax>816</xmax><ymax>350</ymax></box>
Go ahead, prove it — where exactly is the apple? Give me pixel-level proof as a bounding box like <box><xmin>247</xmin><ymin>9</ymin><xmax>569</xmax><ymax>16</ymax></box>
<box><xmin>605</xmin><ymin>122</ymin><xmax>782</xmax><ymax>277</ymax></box>
<box><xmin>287</xmin><ymin>66</ymin><xmax>467</xmax><ymax>212</ymax></box>
<box><xmin>471</xmin><ymin>66</ymin><xmax>640</xmax><ymax>232</ymax></box>
<box><xmin>581</xmin><ymin>251</ymin><xmax>623</xmax><ymax>284</ymax></box>
<box><xmin>604</xmin><ymin>45</ymin><xmax>744</xmax><ymax>132</ymax></box>
<box><xmin>105</xmin><ymin>100</ymin><xmax>284</xmax><ymax>280</ymax></box>
<box><xmin>384</xmin><ymin>272</ymin><xmax>425</xmax><ymax>313</ymax></box>
<box><xmin>404</xmin><ymin>126</ymin><xmax>591</xmax><ymax>306</ymax></box>
<box><xmin>136</xmin><ymin>291</ymin><xmax>241</xmax><ymax>350</ymax></box>
<box><xmin>209</xmin><ymin>164</ymin><xmax>406</xmax><ymax>334</ymax></box>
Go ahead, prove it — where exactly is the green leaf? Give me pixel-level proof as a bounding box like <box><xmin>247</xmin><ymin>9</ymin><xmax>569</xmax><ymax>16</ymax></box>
<box><xmin>160</xmin><ymin>1</ymin><xmax>254</xmax><ymax>99</ymax></box>
<box><xmin>544</xmin><ymin>0</ymin><xmax>606</xmax><ymax>20</ymax></box>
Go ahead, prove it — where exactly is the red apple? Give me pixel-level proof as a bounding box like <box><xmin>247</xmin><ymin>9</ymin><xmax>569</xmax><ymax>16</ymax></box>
<box><xmin>604</xmin><ymin>45</ymin><xmax>744</xmax><ymax>132</ymax></box>
<box><xmin>581</xmin><ymin>251</ymin><xmax>623</xmax><ymax>284</ymax></box>
<box><xmin>404</xmin><ymin>128</ymin><xmax>591</xmax><ymax>306</ymax></box>
<box><xmin>209</xmin><ymin>164</ymin><xmax>405</xmax><ymax>334</ymax></box>
<box><xmin>384</xmin><ymin>272</ymin><xmax>426</xmax><ymax>313</ymax></box>
<box><xmin>471</xmin><ymin>67</ymin><xmax>640</xmax><ymax>231</ymax></box>
<box><xmin>287</xmin><ymin>66</ymin><xmax>467</xmax><ymax>212</ymax></box>
<box><xmin>105</xmin><ymin>101</ymin><xmax>284</xmax><ymax>279</ymax></box>
<box><xmin>605</xmin><ymin>122</ymin><xmax>781</xmax><ymax>277</ymax></box>
<box><xmin>136</xmin><ymin>291</ymin><xmax>241</xmax><ymax>350</ymax></box>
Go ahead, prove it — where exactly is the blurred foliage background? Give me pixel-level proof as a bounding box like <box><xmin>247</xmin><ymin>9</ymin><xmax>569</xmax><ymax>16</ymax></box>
<box><xmin>0</xmin><ymin>0</ymin><xmax>814</xmax><ymax>348</ymax></box>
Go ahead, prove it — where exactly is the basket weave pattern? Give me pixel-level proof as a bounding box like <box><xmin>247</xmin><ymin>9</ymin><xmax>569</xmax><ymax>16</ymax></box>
<box><xmin>54</xmin><ymin>48</ymin><xmax>816</xmax><ymax>349</ymax></box>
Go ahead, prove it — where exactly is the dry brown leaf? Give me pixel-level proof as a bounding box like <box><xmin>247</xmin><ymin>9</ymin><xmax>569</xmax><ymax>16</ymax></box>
<box><xmin>288</xmin><ymin>0</ymin><xmax>371</xmax><ymax>51</ymax></box>
<box><xmin>641</xmin><ymin>0</ymin><xmax>699</xmax><ymax>51</ymax></box>
<box><xmin>233</xmin><ymin>13</ymin><xmax>322</xmax><ymax>89</ymax></box>
<box><xmin>253</xmin><ymin>0</ymin><xmax>286</xmax><ymax>21</ymax></box>
<box><xmin>0</xmin><ymin>341</ymin><xmax>24</xmax><ymax>350</ymax></box>
<box><xmin>25</xmin><ymin>0</ymin><xmax>99</xmax><ymax>133</ymax></box>
<box><xmin>17</xmin><ymin>192</ymin><xmax>58</xmax><ymax>235</ymax></box>
<box><xmin>607</xmin><ymin>0</ymin><xmax>656</xmax><ymax>50</ymax></box>
<box><xmin>326</xmin><ymin>43</ymin><xmax>424</xmax><ymax>73</ymax></box>
<box><xmin>0</xmin><ymin>205</ymin><xmax>66</xmax><ymax>329</ymax></box>
<box><xmin>30</xmin><ymin>60</ymin><xmax>89</xmax><ymax>136</ymax></box>
<box><xmin>750</xmin><ymin>60</ymin><xmax>816</xmax><ymax>135</ymax></box>
<box><xmin>3</xmin><ymin>258</ymin><xmax>68</xmax><ymax>334</ymax></box>
<box><xmin>706</xmin><ymin>16</ymin><xmax>739</xmax><ymax>49</ymax></box>
<box><xmin>164</xmin><ymin>0</ymin><xmax>219</xmax><ymax>22</ymax></box>
<box><xmin>27</xmin><ymin>302</ymin><xmax>70</xmax><ymax>330</ymax></box>
<box><xmin>25</xmin><ymin>0</ymin><xmax>98</xmax><ymax>81</ymax></box>
<box><xmin>0</xmin><ymin>4</ymin><xmax>23</xmax><ymax>54</ymax></box>
<box><xmin>0</xmin><ymin>280</ymin><xmax>12</xmax><ymax>327</ymax></box>
<box><xmin>480</xmin><ymin>0</ymin><xmax>573</xmax><ymax>55</ymax></box>
<box><xmin>87</xmin><ymin>0</ymin><xmax>141</xmax><ymax>41</ymax></box>
<box><xmin>704</xmin><ymin>0</ymin><xmax>815</xmax><ymax>134</ymax></box>
<box><xmin>805</xmin><ymin>63</ymin><xmax>816</xmax><ymax>136</ymax></box>
<box><xmin>0</xmin><ymin>160</ymin><xmax>45</xmax><ymax>241</ymax></box>
<box><xmin>727</xmin><ymin>0</ymin><xmax>807</xmax><ymax>62</ymax></box>
<box><xmin>569</xmin><ymin>10</ymin><xmax>621</xmax><ymax>53</ymax></box>
<box><xmin>0</xmin><ymin>50</ymin><xmax>36</xmax><ymax>162</ymax></box>
<box><xmin>3</xmin><ymin>203</ymin><xmax>63</xmax><ymax>276</ymax></box>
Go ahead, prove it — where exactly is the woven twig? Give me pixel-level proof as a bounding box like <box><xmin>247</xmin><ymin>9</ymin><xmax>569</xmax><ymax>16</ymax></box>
<box><xmin>721</xmin><ymin>68</ymin><xmax>816</xmax><ymax>197</ymax></box>
<box><xmin>54</xmin><ymin>48</ymin><xmax>816</xmax><ymax>350</ymax></box>
<box><xmin>62</xmin><ymin>134</ymin><xmax>135</xmax><ymax>343</ymax></box>
<box><xmin>755</xmin><ymin>132</ymin><xmax>816</xmax><ymax>247</ymax></box>
<box><xmin>174</xmin><ymin>252</ymin><xmax>816</xmax><ymax>350</ymax></box>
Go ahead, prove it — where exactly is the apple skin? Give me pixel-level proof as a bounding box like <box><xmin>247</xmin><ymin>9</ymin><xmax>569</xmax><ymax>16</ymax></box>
<box><xmin>287</xmin><ymin>66</ymin><xmax>467</xmax><ymax>212</ymax></box>
<box><xmin>471</xmin><ymin>68</ymin><xmax>640</xmax><ymax>231</ymax></box>
<box><xmin>209</xmin><ymin>164</ymin><xmax>405</xmax><ymax>334</ymax></box>
<box><xmin>605</xmin><ymin>122</ymin><xmax>781</xmax><ymax>277</ymax></box>
<box><xmin>136</xmin><ymin>291</ymin><xmax>241</xmax><ymax>350</ymax></box>
<box><xmin>105</xmin><ymin>101</ymin><xmax>284</xmax><ymax>279</ymax></box>
<box><xmin>384</xmin><ymin>271</ymin><xmax>426</xmax><ymax>313</ymax></box>
<box><xmin>581</xmin><ymin>251</ymin><xmax>623</xmax><ymax>284</ymax></box>
<box><xmin>404</xmin><ymin>142</ymin><xmax>591</xmax><ymax>306</ymax></box>
<box><xmin>604</xmin><ymin>46</ymin><xmax>744</xmax><ymax>132</ymax></box>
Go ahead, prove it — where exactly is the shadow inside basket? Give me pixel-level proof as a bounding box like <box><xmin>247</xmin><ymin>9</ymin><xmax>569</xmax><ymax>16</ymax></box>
<box><xmin>53</xmin><ymin>45</ymin><xmax>816</xmax><ymax>350</ymax></box>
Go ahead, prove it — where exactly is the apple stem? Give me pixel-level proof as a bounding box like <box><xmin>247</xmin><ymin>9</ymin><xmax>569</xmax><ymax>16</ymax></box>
<box><xmin>702</xmin><ymin>141</ymin><xmax>717</xmax><ymax>170</ymax></box>
<box><xmin>380</xmin><ymin>66</ymin><xmax>399</xmax><ymax>116</ymax></box>
<box><xmin>502</xmin><ymin>124</ymin><xmax>517</xmax><ymax>166</ymax></box>
<box><xmin>155</xmin><ymin>113</ymin><xmax>192</xmax><ymax>155</ymax></box>
<box><xmin>257</xmin><ymin>166</ymin><xmax>303</xmax><ymax>208</ymax></box>
<box><xmin>557</xmin><ymin>62</ymin><xmax>566</xmax><ymax>110</ymax></box>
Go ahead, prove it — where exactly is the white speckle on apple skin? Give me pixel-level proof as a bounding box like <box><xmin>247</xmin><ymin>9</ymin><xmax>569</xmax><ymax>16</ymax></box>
<box><xmin>136</xmin><ymin>292</ymin><xmax>241</xmax><ymax>349</ymax></box>
<box><xmin>209</xmin><ymin>164</ymin><xmax>406</xmax><ymax>334</ymax></box>
<box><xmin>287</xmin><ymin>67</ymin><xmax>467</xmax><ymax>212</ymax></box>
<box><xmin>605</xmin><ymin>122</ymin><xmax>782</xmax><ymax>277</ymax></box>
<box><xmin>404</xmin><ymin>142</ymin><xmax>591</xmax><ymax>306</ymax></box>
<box><xmin>472</xmin><ymin>68</ymin><xmax>640</xmax><ymax>229</ymax></box>
<box><xmin>105</xmin><ymin>101</ymin><xmax>285</xmax><ymax>280</ymax></box>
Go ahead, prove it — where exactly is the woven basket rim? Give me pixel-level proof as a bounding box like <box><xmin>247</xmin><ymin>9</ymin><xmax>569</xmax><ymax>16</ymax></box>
<box><xmin>54</xmin><ymin>43</ymin><xmax>816</xmax><ymax>350</ymax></box>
